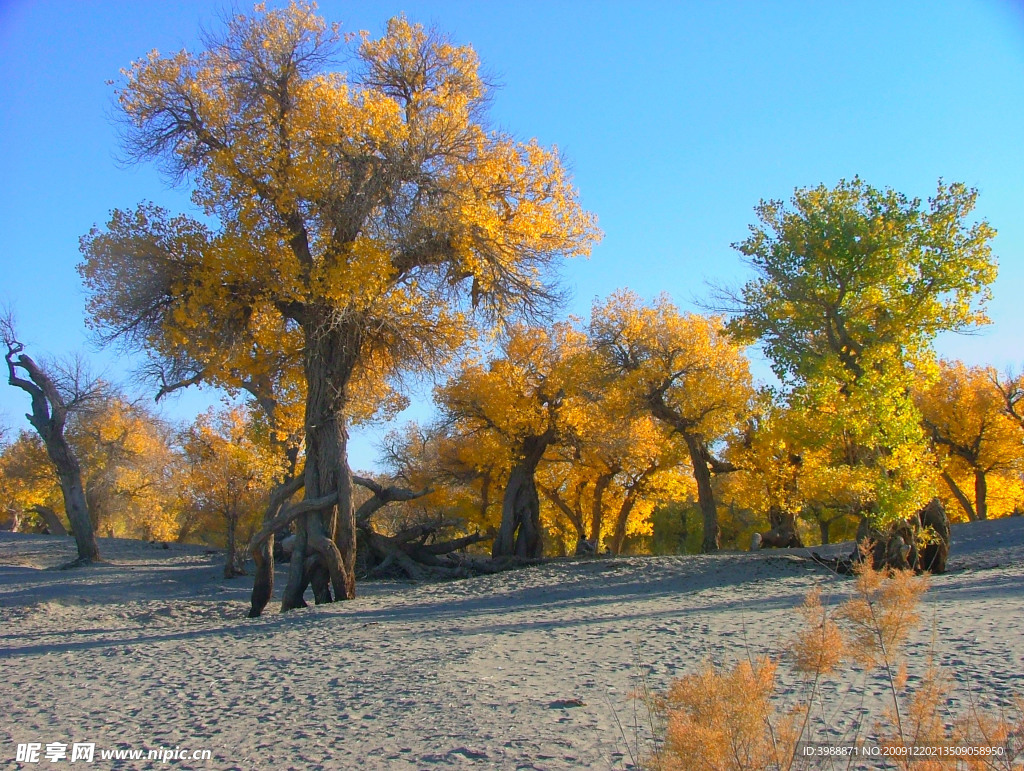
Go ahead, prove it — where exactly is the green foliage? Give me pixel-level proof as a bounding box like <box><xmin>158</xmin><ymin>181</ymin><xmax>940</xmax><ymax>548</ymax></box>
<box><xmin>729</xmin><ymin>178</ymin><xmax>996</xmax><ymax>385</ymax></box>
<box><xmin>728</xmin><ymin>179</ymin><xmax>998</xmax><ymax>527</ymax></box>
<box><xmin>647</xmin><ymin>502</ymin><xmax>702</xmax><ymax>555</ymax></box>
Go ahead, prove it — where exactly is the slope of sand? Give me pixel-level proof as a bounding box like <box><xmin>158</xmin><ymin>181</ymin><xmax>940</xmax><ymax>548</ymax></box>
<box><xmin>2</xmin><ymin>519</ymin><xmax>1023</xmax><ymax>770</ymax></box>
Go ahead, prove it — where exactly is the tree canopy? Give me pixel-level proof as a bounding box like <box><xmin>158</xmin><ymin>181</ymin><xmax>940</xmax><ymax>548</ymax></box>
<box><xmin>728</xmin><ymin>178</ymin><xmax>996</xmax><ymax>386</ymax></box>
<box><xmin>589</xmin><ymin>290</ymin><xmax>753</xmax><ymax>551</ymax></box>
<box><xmin>79</xmin><ymin>2</ymin><xmax>598</xmax><ymax>610</ymax></box>
<box><xmin>727</xmin><ymin>179</ymin><xmax>998</xmax><ymax>526</ymax></box>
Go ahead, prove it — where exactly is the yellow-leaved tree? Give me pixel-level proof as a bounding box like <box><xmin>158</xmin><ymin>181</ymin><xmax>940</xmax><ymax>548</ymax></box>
<box><xmin>915</xmin><ymin>360</ymin><xmax>1024</xmax><ymax>521</ymax></box>
<box><xmin>0</xmin><ymin>431</ymin><xmax>62</xmax><ymax>533</ymax></box>
<box><xmin>588</xmin><ymin>291</ymin><xmax>754</xmax><ymax>552</ymax></box>
<box><xmin>180</xmin><ymin>407</ymin><xmax>285</xmax><ymax>578</ymax></box>
<box><xmin>722</xmin><ymin>393</ymin><xmax>866</xmax><ymax>547</ymax></box>
<box><xmin>78</xmin><ymin>3</ymin><xmax>598</xmax><ymax>611</ymax></box>
<box><xmin>538</xmin><ymin>390</ymin><xmax>693</xmax><ymax>555</ymax></box>
<box><xmin>0</xmin><ymin>394</ymin><xmax>182</xmax><ymax>542</ymax></box>
<box><xmin>435</xmin><ymin>323</ymin><xmax>591</xmax><ymax>558</ymax></box>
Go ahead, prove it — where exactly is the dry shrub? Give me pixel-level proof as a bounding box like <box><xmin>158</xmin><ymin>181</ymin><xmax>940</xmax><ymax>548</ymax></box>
<box><xmin>647</xmin><ymin>656</ymin><xmax>800</xmax><ymax>771</ymax></box>
<box><xmin>789</xmin><ymin>587</ymin><xmax>844</xmax><ymax>677</ymax></box>
<box><xmin>643</xmin><ymin>556</ymin><xmax>1023</xmax><ymax>770</ymax></box>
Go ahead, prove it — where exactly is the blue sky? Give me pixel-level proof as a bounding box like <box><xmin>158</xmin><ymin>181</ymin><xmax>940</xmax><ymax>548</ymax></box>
<box><xmin>1</xmin><ymin>0</ymin><xmax>1022</xmax><ymax>472</ymax></box>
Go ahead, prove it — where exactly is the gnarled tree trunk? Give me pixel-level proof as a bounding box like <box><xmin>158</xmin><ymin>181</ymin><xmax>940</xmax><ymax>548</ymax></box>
<box><xmin>494</xmin><ymin>462</ymin><xmax>543</xmax><ymax>558</ymax></box>
<box><xmin>493</xmin><ymin>433</ymin><xmax>552</xmax><ymax>559</ymax></box>
<box><xmin>281</xmin><ymin>318</ymin><xmax>359</xmax><ymax>611</ymax></box>
<box><xmin>753</xmin><ymin>506</ymin><xmax>804</xmax><ymax>549</ymax></box>
<box><xmin>5</xmin><ymin>343</ymin><xmax>100</xmax><ymax>565</ymax></box>
<box><xmin>249</xmin><ymin>475</ymin><xmax>304</xmax><ymax>618</ymax></box>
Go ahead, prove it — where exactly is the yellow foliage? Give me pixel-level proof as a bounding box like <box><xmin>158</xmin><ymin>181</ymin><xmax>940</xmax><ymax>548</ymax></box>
<box><xmin>0</xmin><ymin>397</ymin><xmax>182</xmax><ymax>541</ymax></box>
<box><xmin>0</xmin><ymin>432</ymin><xmax>61</xmax><ymax>528</ymax></box>
<box><xmin>588</xmin><ymin>290</ymin><xmax>754</xmax><ymax>550</ymax></box>
<box><xmin>915</xmin><ymin>360</ymin><xmax>1024</xmax><ymax>521</ymax></box>
<box><xmin>80</xmin><ymin>2</ymin><xmax>599</xmax><ymax>448</ymax></box>
<box><xmin>180</xmin><ymin>406</ymin><xmax>285</xmax><ymax>559</ymax></box>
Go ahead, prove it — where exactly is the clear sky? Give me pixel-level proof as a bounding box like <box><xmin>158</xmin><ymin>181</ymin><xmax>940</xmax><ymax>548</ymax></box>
<box><xmin>1</xmin><ymin>0</ymin><xmax>1022</xmax><ymax>472</ymax></box>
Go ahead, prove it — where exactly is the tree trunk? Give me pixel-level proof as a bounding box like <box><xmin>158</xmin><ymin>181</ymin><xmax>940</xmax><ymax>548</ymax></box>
<box><xmin>280</xmin><ymin>318</ymin><xmax>359</xmax><ymax>611</ymax></box>
<box><xmin>249</xmin><ymin>474</ymin><xmax>303</xmax><ymax>618</ymax></box>
<box><xmin>588</xmin><ymin>472</ymin><xmax>613</xmax><ymax>551</ymax></box>
<box><xmin>609</xmin><ymin>495</ymin><xmax>638</xmax><ymax>555</ymax></box>
<box><xmin>281</xmin><ymin>526</ymin><xmax>310</xmax><ymax>610</ymax></box>
<box><xmin>493</xmin><ymin>461</ymin><xmax>543</xmax><ymax>558</ymax></box>
<box><xmin>974</xmin><ymin>470</ymin><xmax>988</xmax><ymax>520</ymax></box>
<box><xmin>6</xmin><ymin>347</ymin><xmax>100</xmax><ymax>565</ymax></box>
<box><xmin>818</xmin><ymin>518</ymin><xmax>830</xmax><ymax>545</ymax></box>
<box><xmin>918</xmin><ymin>498</ymin><xmax>950</xmax><ymax>574</ymax></box>
<box><xmin>492</xmin><ymin>433</ymin><xmax>551</xmax><ymax>559</ymax></box>
<box><xmin>941</xmin><ymin>470</ymin><xmax>977</xmax><ymax>521</ymax></box>
<box><xmin>538</xmin><ymin>482</ymin><xmax>586</xmax><ymax>547</ymax></box>
<box><xmin>224</xmin><ymin>511</ymin><xmax>246</xmax><ymax>578</ymax></box>
<box><xmin>51</xmin><ymin>442</ymin><xmax>100</xmax><ymax>563</ymax></box>
<box><xmin>755</xmin><ymin>506</ymin><xmax>804</xmax><ymax>548</ymax></box>
<box><xmin>683</xmin><ymin>434</ymin><xmax>719</xmax><ymax>552</ymax></box>
<box><xmin>249</xmin><ymin>538</ymin><xmax>273</xmax><ymax>615</ymax></box>
<box><xmin>32</xmin><ymin>505</ymin><xmax>68</xmax><ymax>536</ymax></box>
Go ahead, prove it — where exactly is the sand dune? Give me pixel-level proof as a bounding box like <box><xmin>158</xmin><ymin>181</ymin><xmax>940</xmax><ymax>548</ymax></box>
<box><xmin>2</xmin><ymin>519</ymin><xmax>1023</xmax><ymax>770</ymax></box>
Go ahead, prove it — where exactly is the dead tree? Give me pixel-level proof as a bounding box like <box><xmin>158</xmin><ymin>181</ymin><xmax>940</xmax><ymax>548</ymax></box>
<box><xmin>354</xmin><ymin>475</ymin><xmax>496</xmax><ymax>579</ymax></box>
<box><xmin>3</xmin><ymin>324</ymin><xmax>101</xmax><ymax>565</ymax></box>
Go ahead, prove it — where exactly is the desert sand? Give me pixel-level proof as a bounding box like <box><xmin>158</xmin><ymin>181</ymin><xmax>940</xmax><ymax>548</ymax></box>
<box><xmin>2</xmin><ymin>518</ymin><xmax>1023</xmax><ymax>770</ymax></box>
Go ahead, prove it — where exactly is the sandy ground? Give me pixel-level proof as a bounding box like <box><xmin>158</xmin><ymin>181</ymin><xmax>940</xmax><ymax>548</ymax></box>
<box><xmin>1</xmin><ymin>519</ymin><xmax>1023</xmax><ymax>770</ymax></box>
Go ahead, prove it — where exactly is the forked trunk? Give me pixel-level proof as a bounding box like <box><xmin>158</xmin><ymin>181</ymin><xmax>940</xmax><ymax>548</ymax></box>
<box><xmin>493</xmin><ymin>462</ymin><xmax>543</xmax><ymax>558</ymax></box>
<box><xmin>492</xmin><ymin>433</ymin><xmax>551</xmax><ymax>559</ymax></box>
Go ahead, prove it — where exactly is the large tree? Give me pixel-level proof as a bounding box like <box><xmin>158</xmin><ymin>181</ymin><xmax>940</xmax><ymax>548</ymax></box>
<box><xmin>79</xmin><ymin>4</ymin><xmax>597</xmax><ymax>609</ymax></box>
<box><xmin>915</xmin><ymin>360</ymin><xmax>1024</xmax><ymax>521</ymax></box>
<box><xmin>588</xmin><ymin>291</ymin><xmax>753</xmax><ymax>552</ymax></box>
<box><xmin>727</xmin><ymin>178</ymin><xmax>998</xmax><ymax>526</ymax></box>
<box><xmin>435</xmin><ymin>323</ymin><xmax>588</xmax><ymax>559</ymax></box>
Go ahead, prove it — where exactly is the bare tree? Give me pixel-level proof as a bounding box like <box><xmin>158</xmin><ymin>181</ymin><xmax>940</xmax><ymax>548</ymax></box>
<box><xmin>2</xmin><ymin>312</ymin><xmax>102</xmax><ymax>565</ymax></box>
